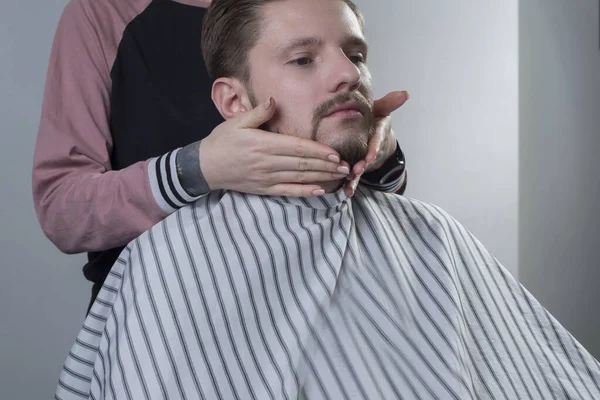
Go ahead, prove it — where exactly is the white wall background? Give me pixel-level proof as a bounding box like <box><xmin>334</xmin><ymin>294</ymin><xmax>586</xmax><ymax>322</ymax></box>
<box><xmin>519</xmin><ymin>0</ymin><xmax>600</xmax><ymax>357</ymax></box>
<box><xmin>2</xmin><ymin>0</ymin><xmax>599</xmax><ymax>398</ymax></box>
<box><xmin>356</xmin><ymin>0</ymin><xmax>520</xmax><ymax>275</ymax></box>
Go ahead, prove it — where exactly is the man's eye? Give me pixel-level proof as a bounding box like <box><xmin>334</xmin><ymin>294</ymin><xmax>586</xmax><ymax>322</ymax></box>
<box><xmin>291</xmin><ymin>57</ymin><xmax>313</xmax><ymax>66</ymax></box>
<box><xmin>349</xmin><ymin>54</ymin><xmax>365</xmax><ymax>64</ymax></box>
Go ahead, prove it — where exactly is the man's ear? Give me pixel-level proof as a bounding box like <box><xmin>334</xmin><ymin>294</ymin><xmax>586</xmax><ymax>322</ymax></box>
<box><xmin>211</xmin><ymin>78</ymin><xmax>253</xmax><ymax>120</ymax></box>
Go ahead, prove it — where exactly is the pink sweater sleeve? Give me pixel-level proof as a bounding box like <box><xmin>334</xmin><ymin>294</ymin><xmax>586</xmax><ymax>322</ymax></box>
<box><xmin>32</xmin><ymin>0</ymin><xmax>199</xmax><ymax>254</ymax></box>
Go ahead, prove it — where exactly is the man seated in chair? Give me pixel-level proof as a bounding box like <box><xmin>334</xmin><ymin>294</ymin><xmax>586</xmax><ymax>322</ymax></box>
<box><xmin>56</xmin><ymin>0</ymin><xmax>600</xmax><ymax>399</ymax></box>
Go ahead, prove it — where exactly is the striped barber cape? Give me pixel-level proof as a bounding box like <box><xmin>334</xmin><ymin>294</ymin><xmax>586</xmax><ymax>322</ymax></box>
<box><xmin>56</xmin><ymin>187</ymin><xmax>600</xmax><ymax>400</ymax></box>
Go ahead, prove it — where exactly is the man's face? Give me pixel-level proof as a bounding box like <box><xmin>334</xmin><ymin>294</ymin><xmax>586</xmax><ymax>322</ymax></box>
<box><xmin>246</xmin><ymin>0</ymin><xmax>374</xmax><ymax>165</ymax></box>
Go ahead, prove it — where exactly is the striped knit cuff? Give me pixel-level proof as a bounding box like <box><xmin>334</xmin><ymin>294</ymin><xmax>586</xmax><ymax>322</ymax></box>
<box><xmin>148</xmin><ymin>148</ymin><xmax>205</xmax><ymax>214</ymax></box>
<box><xmin>360</xmin><ymin>168</ymin><xmax>407</xmax><ymax>194</ymax></box>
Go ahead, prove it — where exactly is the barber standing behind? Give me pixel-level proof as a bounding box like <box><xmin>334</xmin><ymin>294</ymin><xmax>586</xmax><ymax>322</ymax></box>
<box><xmin>32</xmin><ymin>0</ymin><xmax>409</xmax><ymax>309</ymax></box>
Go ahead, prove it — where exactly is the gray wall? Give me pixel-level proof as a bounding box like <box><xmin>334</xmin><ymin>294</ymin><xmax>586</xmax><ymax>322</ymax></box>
<box><xmin>0</xmin><ymin>1</ymin><xmax>90</xmax><ymax>399</ymax></box>
<box><xmin>519</xmin><ymin>0</ymin><xmax>600</xmax><ymax>357</ymax></box>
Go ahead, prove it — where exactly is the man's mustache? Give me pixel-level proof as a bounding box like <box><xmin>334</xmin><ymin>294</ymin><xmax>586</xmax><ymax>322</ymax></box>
<box><xmin>312</xmin><ymin>92</ymin><xmax>373</xmax><ymax>124</ymax></box>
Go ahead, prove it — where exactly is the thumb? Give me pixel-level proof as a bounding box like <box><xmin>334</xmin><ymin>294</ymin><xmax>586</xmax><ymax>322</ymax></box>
<box><xmin>237</xmin><ymin>97</ymin><xmax>276</xmax><ymax>129</ymax></box>
<box><xmin>373</xmin><ymin>91</ymin><xmax>409</xmax><ymax>117</ymax></box>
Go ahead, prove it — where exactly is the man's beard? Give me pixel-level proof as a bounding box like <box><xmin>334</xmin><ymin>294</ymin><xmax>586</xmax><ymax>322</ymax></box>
<box><xmin>310</xmin><ymin>92</ymin><xmax>374</xmax><ymax>167</ymax></box>
<box><xmin>248</xmin><ymin>89</ymin><xmax>375</xmax><ymax>167</ymax></box>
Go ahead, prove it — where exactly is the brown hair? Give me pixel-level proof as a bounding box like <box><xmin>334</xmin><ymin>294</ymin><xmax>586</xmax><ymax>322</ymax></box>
<box><xmin>201</xmin><ymin>0</ymin><xmax>364</xmax><ymax>83</ymax></box>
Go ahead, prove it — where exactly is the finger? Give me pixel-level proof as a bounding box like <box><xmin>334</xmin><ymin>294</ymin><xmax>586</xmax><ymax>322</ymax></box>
<box><xmin>344</xmin><ymin>161</ymin><xmax>358</xmax><ymax>180</ymax></box>
<box><xmin>339</xmin><ymin>159</ymin><xmax>352</xmax><ymax>174</ymax></box>
<box><xmin>351</xmin><ymin>159</ymin><xmax>367</xmax><ymax>176</ymax></box>
<box><xmin>274</xmin><ymin>170</ymin><xmax>349</xmax><ymax>183</ymax></box>
<box><xmin>364</xmin><ymin>132</ymin><xmax>383</xmax><ymax>164</ymax></box>
<box><xmin>344</xmin><ymin>177</ymin><xmax>360</xmax><ymax>197</ymax></box>
<box><xmin>365</xmin><ymin>113</ymin><xmax>391</xmax><ymax>165</ymax></box>
<box><xmin>255</xmin><ymin>133</ymin><xmax>341</xmax><ymax>162</ymax></box>
<box><xmin>373</xmin><ymin>91</ymin><xmax>409</xmax><ymax>117</ymax></box>
<box><xmin>237</xmin><ymin>97</ymin><xmax>277</xmax><ymax>129</ymax></box>
<box><xmin>270</xmin><ymin>156</ymin><xmax>350</xmax><ymax>174</ymax></box>
<box><xmin>344</xmin><ymin>181</ymin><xmax>354</xmax><ymax>197</ymax></box>
<box><xmin>267</xmin><ymin>183</ymin><xmax>326</xmax><ymax>197</ymax></box>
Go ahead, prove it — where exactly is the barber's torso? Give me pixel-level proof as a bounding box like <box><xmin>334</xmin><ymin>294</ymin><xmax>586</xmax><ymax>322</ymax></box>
<box><xmin>84</xmin><ymin>0</ymin><xmax>224</xmax><ymax>286</ymax></box>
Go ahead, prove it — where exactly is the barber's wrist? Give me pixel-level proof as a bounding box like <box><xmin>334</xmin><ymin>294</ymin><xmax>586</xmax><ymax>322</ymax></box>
<box><xmin>176</xmin><ymin>141</ymin><xmax>211</xmax><ymax>197</ymax></box>
<box><xmin>362</xmin><ymin>141</ymin><xmax>405</xmax><ymax>184</ymax></box>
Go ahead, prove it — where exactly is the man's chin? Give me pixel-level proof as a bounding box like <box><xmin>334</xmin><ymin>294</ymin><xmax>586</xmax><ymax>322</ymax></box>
<box><xmin>318</xmin><ymin>133</ymin><xmax>370</xmax><ymax>167</ymax></box>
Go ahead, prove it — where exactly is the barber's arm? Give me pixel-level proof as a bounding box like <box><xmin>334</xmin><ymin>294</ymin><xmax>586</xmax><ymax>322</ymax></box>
<box><xmin>360</xmin><ymin>140</ymin><xmax>407</xmax><ymax>195</ymax></box>
<box><xmin>33</xmin><ymin>2</ymin><xmax>345</xmax><ymax>255</ymax></box>
<box><xmin>32</xmin><ymin>1</ymin><xmax>184</xmax><ymax>254</ymax></box>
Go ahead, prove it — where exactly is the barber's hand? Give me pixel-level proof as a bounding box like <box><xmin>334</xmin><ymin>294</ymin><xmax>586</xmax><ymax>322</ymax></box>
<box><xmin>344</xmin><ymin>91</ymin><xmax>409</xmax><ymax>197</ymax></box>
<box><xmin>200</xmin><ymin>98</ymin><xmax>349</xmax><ymax>197</ymax></box>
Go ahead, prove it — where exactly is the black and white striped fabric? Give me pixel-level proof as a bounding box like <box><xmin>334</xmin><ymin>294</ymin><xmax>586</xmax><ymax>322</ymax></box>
<box><xmin>56</xmin><ymin>188</ymin><xmax>600</xmax><ymax>400</ymax></box>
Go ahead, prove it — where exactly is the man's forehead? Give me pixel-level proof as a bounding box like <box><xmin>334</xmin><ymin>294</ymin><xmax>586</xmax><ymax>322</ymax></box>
<box><xmin>258</xmin><ymin>0</ymin><xmax>364</xmax><ymax>48</ymax></box>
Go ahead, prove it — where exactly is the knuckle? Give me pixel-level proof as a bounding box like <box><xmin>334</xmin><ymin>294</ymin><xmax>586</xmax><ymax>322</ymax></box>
<box><xmin>253</xmin><ymin>139</ymin><xmax>270</xmax><ymax>154</ymax></box>
<box><xmin>266</xmin><ymin>172</ymin><xmax>280</xmax><ymax>184</ymax></box>
<box><xmin>253</xmin><ymin>160</ymin><xmax>267</xmax><ymax>173</ymax></box>
<box><xmin>265</xmin><ymin>141</ymin><xmax>278</xmax><ymax>155</ymax></box>
<box><xmin>256</xmin><ymin>141</ymin><xmax>269</xmax><ymax>154</ymax></box>
<box><xmin>296</xmin><ymin>171</ymin><xmax>307</xmax><ymax>183</ymax></box>
<box><xmin>279</xmin><ymin>187</ymin><xmax>292</xmax><ymax>197</ymax></box>
<box><xmin>249</xmin><ymin>142</ymin><xmax>262</xmax><ymax>155</ymax></box>
<box><xmin>294</xmin><ymin>137</ymin><xmax>306</xmax><ymax>157</ymax></box>
<box><xmin>297</xmin><ymin>159</ymin><xmax>308</xmax><ymax>171</ymax></box>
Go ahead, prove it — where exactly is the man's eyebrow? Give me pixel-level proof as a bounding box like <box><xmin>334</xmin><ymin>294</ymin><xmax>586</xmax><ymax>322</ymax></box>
<box><xmin>275</xmin><ymin>35</ymin><xmax>369</xmax><ymax>57</ymax></box>
<box><xmin>342</xmin><ymin>35</ymin><xmax>369</xmax><ymax>51</ymax></box>
<box><xmin>276</xmin><ymin>37</ymin><xmax>324</xmax><ymax>56</ymax></box>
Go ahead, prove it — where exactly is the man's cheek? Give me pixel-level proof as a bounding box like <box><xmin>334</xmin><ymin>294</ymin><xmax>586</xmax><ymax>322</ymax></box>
<box><xmin>360</xmin><ymin>75</ymin><xmax>374</xmax><ymax>102</ymax></box>
<box><xmin>274</xmin><ymin>109</ymin><xmax>309</xmax><ymax>138</ymax></box>
<box><xmin>262</xmin><ymin>107</ymin><xmax>286</xmax><ymax>133</ymax></box>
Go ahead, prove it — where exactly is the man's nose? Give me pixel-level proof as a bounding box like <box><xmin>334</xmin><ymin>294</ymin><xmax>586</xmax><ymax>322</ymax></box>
<box><xmin>327</xmin><ymin>51</ymin><xmax>362</xmax><ymax>93</ymax></box>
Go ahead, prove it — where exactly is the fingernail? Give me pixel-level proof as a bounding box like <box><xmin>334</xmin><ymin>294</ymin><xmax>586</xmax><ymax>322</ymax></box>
<box><xmin>264</xmin><ymin>97</ymin><xmax>273</xmax><ymax>110</ymax></box>
<box><xmin>333</xmin><ymin>173</ymin><xmax>346</xmax><ymax>179</ymax></box>
<box><xmin>337</xmin><ymin>166</ymin><xmax>350</xmax><ymax>174</ymax></box>
<box><xmin>328</xmin><ymin>154</ymin><xmax>340</xmax><ymax>163</ymax></box>
<box><xmin>404</xmin><ymin>91</ymin><xmax>410</xmax><ymax>99</ymax></box>
<box><xmin>313</xmin><ymin>189</ymin><xmax>325</xmax><ymax>196</ymax></box>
